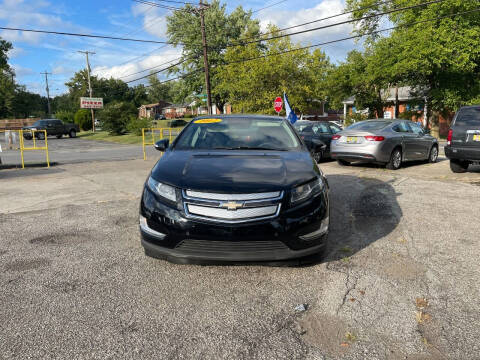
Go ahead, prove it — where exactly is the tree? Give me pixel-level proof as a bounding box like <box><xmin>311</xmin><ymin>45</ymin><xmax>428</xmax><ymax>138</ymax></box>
<box><xmin>166</xmin><ymin>1</ymin><xmax>260</xmax><ymax>111</ymax></box>
<box><xmin>147</xmin><ymin>74</ymin><xmax>174</xmax><ymax>103</ymax></box>
<box><xmin>74</xmin><ymin>109</ymin><xmax>92</xmax><ymax>131</ymax></box>
<box><xmin>216</xmin><ymin>26</ymin><xmax>332</xmax><ymax>114</ymax></box>
<box><xmin>98</xmin><ymin>101</ymin><xmax>137</xmax><ymax>135</ymax></box>
<box><xmin>0</xmin><ymin>37</ymin><xmax>14</xmax><ymax>118</ymax></box>
<box><xmin>346</xmin><ymin>0</ymin><xmax>480</xmax><ymax>126</ymax></box>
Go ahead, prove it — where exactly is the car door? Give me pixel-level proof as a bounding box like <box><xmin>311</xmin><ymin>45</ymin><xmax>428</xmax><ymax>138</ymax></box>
<box><xmin>44</xmin><ymin>120</ymin><xmax>55</xmax><ymax>135</ymax></box>
<box><xmin>392</xmin><ymin>121</ymin><xmax>417</xmax><ymax>160</ymax></box>
<box><xmin>451</xmin><ymin>107</ymin><xmax>480</xmax><ymax>150</ymax></box>
<box><xmin>311</xmin><ymin>123</ymin><xmax>333</xmax><ymax>153</ymax></box>
<box><xmin>409</xmin><ymin>122</ymin><xmax>431</xmax><ymax>159</ymax></box>
<box><xmin>54</xmin><ymin>120</ymin><xmax>64</xmax><ymax>135</ymax></box>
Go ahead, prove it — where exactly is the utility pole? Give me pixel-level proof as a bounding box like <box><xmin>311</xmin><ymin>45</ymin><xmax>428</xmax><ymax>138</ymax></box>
<box><xmin>41</xmin><ymin>71</ymin><xmax>52</xmax><ymax>116</ymax></box>
<box><xmin>198</xmin><ymin>0</ymin><xmax>212</xmax><ymax>115</ymax></box>
<box><xmin>78</xmin><ymin>50</ymin><xmax>96</xmax><ymax>132</ymax></box>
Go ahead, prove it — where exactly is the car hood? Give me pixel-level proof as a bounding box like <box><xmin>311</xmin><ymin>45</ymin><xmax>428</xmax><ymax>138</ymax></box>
<box><xmin>150</xmin><ymin>150</ymin><xmax>319</xmax><ymax>193</ymax></box>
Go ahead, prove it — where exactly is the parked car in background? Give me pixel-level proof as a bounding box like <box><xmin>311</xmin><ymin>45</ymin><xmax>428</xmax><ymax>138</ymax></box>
<box><xmin>294</xmin><ymin>120</ymin><xmax>342</xmax><ymax>162</ymax></box>
<box><xmin>445</xmin><ymin>105</ymin><xmax>480</xmax><ymax>173</ymax></box>
<box><xmin>22</xmin><ymin>119</ymin><xmax>79</xmax><ymax>140</ymax></box>
<box><xmin>329</xmin><ymin>120</ymin><xmax>344</xmax><ymax>129</ymax></box>
<box><xmin>155</xmin><ymin>114</ymin><xmax>166</xmax><ymax>120</ymax></box>
<box><xmin>331</xmin><ymin>119</ymin><xmax>438</xmax><ymax>170</ymax></box>
<box><xmin>140</xmin><ymin>115</ymin><xmax>330</xmax><ymax>263</ymax></box>
<box><xmin>169</xmin><ymin>119</ymin><xmax>188</xmax><ymax>127</ymax></box>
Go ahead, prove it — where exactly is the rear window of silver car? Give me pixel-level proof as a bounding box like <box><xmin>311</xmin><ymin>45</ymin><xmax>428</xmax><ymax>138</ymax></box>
<box><xmin>455</xmin><ymin>107</ymin><xmax>480</xmax><ymax>127</ymax></box>
<box><xmin>346</xmin><ymin>121</ymin><xmax>389</xmax><ymax>131</ymax></box>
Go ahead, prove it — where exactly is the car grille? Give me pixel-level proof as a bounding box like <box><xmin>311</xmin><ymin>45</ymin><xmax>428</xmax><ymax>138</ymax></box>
<box><xmin>182</xmin><ymin>190</ymin><xmax>284</xmax><ymax>224</ymax></box>
<box><xmin>175</xmin><ymin>239</ymin><xmax>289</xmax><ymax>253</ymax></box>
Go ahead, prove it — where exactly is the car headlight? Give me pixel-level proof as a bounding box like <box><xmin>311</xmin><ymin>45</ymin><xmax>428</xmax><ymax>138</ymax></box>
<box><xmin>291</xmin><ymin>177</ymin><xmax>324</xmax><ymax>205</ymax></box>
<box><xmin>147</xmin><ymin>177</ymin><xmax>177</xmax><ymax>202</ymax></box>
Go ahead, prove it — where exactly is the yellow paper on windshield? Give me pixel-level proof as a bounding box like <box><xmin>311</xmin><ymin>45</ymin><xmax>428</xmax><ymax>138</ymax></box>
<box><xmin>194</xmin><ymin>119</ymin><xmax>222</xmax><ymax>124</ymax></box>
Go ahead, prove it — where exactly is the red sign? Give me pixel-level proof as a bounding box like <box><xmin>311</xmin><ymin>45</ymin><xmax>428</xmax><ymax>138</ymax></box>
<box><xmin>274</xmin><ymin>97</ymin><xmax>283</xmax><ymax>113</ymax></box>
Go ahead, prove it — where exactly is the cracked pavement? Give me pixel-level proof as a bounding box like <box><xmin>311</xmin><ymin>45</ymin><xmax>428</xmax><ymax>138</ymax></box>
<box><xmin>0</xmin><ymin>155</ymin><xmax>479</xmax><ymax>359</ymax></box>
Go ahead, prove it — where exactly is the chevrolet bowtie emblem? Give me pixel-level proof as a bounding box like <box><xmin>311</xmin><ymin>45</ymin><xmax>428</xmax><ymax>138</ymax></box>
<box><xmin>221</xmin><ymin>201</ymin><xmax>244</xmax><ymax>211</ymax></box>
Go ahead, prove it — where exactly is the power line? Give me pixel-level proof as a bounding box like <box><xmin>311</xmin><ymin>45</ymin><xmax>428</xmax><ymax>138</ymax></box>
<box><xmin>119</xmin><ymin>56</ymin><xmax>185</xmax><ymax>79</ymax></box>
<box><xmin>125</xmin><ymin>58</ymin><xmax>188</xmax><ymax>83</ymax></box>
<box><xmin>0</xmin><ymin>26</ymin><xmax>177</xmax><ymax>44</ymax></box>
<box><xmin>252</xmin><ymin>0</ymin><xmax>289</xmax><ymax>14</ymax></box>
<box><xmin>133</xmin><ymin>0</ymin><xmax>181</xmax><ymax>11</ymax></box>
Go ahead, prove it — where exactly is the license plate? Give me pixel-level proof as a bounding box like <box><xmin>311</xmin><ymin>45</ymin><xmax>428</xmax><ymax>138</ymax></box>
<box><xmin>474</xmin><ymin>134</ymin><xmax>480</xmax><ymax>141</ymax></box>
<box><xmin>347</xmin><ymin>136</ymin><xmax>358</xmax><ymax>143</ymax></box>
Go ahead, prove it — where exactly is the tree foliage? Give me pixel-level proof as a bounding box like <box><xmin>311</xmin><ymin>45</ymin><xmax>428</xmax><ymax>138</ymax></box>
<box><xmin>216</xmin><ymin>27</ymin><xmax>332</xmax><ymax>114</ymax></box>
<box><xmin>74</xmin><ymin>109</ymin><xmax>92</xmax><ymax>131</ymax></box>
<box><xmin>98</xmin><ymin>101</ymin><xmax>137</xmax><ymax>135</ymax></box>
<box><xmin>166</xmin><ymin>1</ymin><xmax>260</xmax><ymax>110</ymax></box>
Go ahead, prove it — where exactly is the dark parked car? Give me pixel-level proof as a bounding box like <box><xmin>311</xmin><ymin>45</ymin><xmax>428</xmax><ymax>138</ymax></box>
<box><xmin>331</xmin><ymin>119</ymin><xmax>438</xmax><ymax>170</ymax></box>
<box><xmin>445</xmin><ymin>105</ymin><xmax>480</xmax><ymax>173</ymax></box>
<box><xmin>23</xmin><ymin>119</ymin><xmax>79</xmax><ymax>140</ymax></box>
<box><xmin>169</xmin><ymin>119</ymin><xmax>188</xmax><ymax>127</ymax></box>
<box><xmin>294</xmin><ymin>120</ymin><xmax>342</xmax><ymax>162</ymax></box>
<box><xmin>140</xmin><ymin>115</ymin><xmax>330</xmax><ymax>263</ymax></box>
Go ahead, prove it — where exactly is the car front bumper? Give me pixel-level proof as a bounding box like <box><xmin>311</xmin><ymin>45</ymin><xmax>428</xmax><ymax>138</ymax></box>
<box><xmin>445</xmin><ymin>145</ymin><xmax>480</xmax><ymax>162</ymax></box>
<box><xmin>139</xmin><ymin>187</ymin><xmax>329</xmax><ymax>263</ymax></box>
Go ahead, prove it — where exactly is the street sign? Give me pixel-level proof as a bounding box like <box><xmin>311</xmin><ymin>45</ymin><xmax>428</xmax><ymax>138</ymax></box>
<box><xmin>274</xmin><ymin>97</ymin><xmax>283</xmax><ymax>114</ymax></box>
<box><xmin>80</xmin><ymin>97</ymin><xmax>104</xmax><ymax>109</ymax></box>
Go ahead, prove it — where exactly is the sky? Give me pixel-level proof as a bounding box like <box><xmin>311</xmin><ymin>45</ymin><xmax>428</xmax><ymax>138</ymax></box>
<box><xmin>0</xmin><ymin>0</ymin><xmax>361</xmax><ymax>97</ymax></box>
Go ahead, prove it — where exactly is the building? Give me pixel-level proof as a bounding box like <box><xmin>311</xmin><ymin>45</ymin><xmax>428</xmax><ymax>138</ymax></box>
<box><xmin>342</xmin><ymin>87</ymin><xmax>453</xmax><ymax>136</ymax></box>
<box><xmin>138</xmin><ymin>101</ymin><xmax>171</xmax><ymax>119</ymax></box>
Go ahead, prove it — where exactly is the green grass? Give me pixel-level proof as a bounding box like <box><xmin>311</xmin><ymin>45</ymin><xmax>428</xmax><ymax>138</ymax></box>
<box><xmin>78</xmin><ymin>131</ymin><xmax>144</xmax><ymax>145</ymax></box>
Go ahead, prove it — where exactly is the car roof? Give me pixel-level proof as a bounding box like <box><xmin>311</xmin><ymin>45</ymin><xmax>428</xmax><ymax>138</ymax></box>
<box><xmin>193</xmin><ymin>114</ymin><xmax>285</xmax><ymax>122</ymax></box>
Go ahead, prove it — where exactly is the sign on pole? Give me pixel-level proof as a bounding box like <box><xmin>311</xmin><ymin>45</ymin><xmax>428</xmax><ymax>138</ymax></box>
<box><xmin>274</xmin><ymin>97</ymin><xmax>283</xmax><ymax>114</ymax></box>
<box><xmin>80</xmin><ymin>97</ymin><xmax>104</xmax><ymax>109</ymax></box>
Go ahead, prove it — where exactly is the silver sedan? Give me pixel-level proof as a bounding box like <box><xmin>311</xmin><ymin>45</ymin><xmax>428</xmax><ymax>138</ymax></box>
<box><xmin>330</xmin><ymin>119</ymin><xmax>439</xmax><ymax>170</ymax></box>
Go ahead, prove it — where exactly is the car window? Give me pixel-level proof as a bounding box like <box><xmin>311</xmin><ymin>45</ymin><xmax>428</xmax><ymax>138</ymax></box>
<box><xmin>347</xmin><ymin>121</ymin><xmax>390</xmax><ymax>131</ymax></box>
<box><xmin>410</xmin><ymin>122</ymin><xmax>424</xmax><ymax>135</ymax></box>
<box><xmin>175</xmin><ymin>118</ymin><xmax>300</xmax><ymax>150</ymax></box>
<box><xmin>454</xmin><ymin>107</ymin><xmax>480</xmax><ymax>127</ymax></box>
<box><xmin>329</xmin><ymin>124</ymin><xmax>342</xmax><ymax>134</ymax></box>
<box><xmin>312</xmin><ymin>123</ymin><xmax>330</xmax><ymax>134</ymax></box>
<box><xmin>392</xmin><ymin>122</ymin><xmax>411</xmax><ymax>133</ymax></box>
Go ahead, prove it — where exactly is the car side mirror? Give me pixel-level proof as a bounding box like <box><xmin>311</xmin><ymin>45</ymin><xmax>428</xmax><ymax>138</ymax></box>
<box><xmin>154</xmin><ymin>139</ymin><xmax>169</xmax><ymax>152</ymax></box>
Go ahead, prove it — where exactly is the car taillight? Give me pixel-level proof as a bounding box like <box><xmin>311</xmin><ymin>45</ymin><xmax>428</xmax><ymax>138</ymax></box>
<box><xmin>447</xmin><ymin>129</ymin><xmax>453</xmax><ymax>145</ymax></box>
<box><xmin>332</xmin><ymin>135</ymin><xmax>341</xmax><ymax>140</ymax></box>
<box><xmin>364</xmin><ymin>136</ymin><xmax>385</xmax><ymax>141</ymax></box>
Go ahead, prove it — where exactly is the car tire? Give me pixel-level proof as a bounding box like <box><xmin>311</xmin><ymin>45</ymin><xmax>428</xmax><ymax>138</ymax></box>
<box><xmin>386</xmin><ymin>148</ymin><xmax>402</xmax><ymax>170</ymax></box>
<box><xmin>428</xmin><ymin>145</ymin><xmax>438</xmax><ymax>163</ymax></box>
<box><xmin>337</xmin><ymin>159</ymin><xmax>350</xmax><ymax>166</ymax></box>
<box><xmin>312</xmin><ymin>151</ymin><xmax>322</xmax><ymax>163</ymax></box>
<box><xmin>37</xmin><ymin>132</ymin><xmax>45</xmax><ymax>140</ymax></box>
<box><xmin>56</xmin><ymin>134</ymin><xmax>62</xmax><ymax>139</ymax></box>
<box><xmin>69</xmin><ymin>129</ymin><xmax>76</xmax><ymax>138</ymax></box>
<box><xmin>450</xmin><ymin>159</ymin><xmax>469</xmax><ymax>173</ymax></box>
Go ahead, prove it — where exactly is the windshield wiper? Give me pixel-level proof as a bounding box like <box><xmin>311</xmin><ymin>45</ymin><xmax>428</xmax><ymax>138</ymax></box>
<box><xmin>214</xmin><ymin>146</ymin><xmax>287</xmax><ymax>151</ymax></box>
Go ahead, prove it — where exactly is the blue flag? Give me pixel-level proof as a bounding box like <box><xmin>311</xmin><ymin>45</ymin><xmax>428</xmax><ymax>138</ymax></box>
<box><xmin>284</xmin><ymin>92</ymin><xmax>298</xmax><ymax>124</ymax></box>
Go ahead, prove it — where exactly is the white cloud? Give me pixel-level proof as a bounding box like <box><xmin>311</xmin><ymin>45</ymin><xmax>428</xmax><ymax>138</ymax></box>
<box><xmin>8</xmin><ymin>47</ymin><xmax>26</xmax><ymax>58</ymax></box>
<box><xmin>92</xmin><ymin>47</ymin><xmax>182</xmax><ymax>82</ymax></box>
<box><xmin>257</xmin><ymin>0</ymin><xmax>357</xmax><ymax>61</ymax></box>
<box><xmin>11</xmin><ymin>63</ymin><xmax>34</xmax><ymax>76</ymax></box>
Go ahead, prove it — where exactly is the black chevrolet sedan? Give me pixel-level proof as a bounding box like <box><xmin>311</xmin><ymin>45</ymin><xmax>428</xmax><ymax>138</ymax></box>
<box><xmin>140</xmin><ymin>115</ymin><xmax>330</xmax><ymax>263</ymax></box>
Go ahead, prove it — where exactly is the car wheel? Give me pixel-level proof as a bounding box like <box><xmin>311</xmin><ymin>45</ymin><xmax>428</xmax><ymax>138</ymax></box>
<box><xmin>37</xmin><ymin>132</ymin><xmax>45</xmax><ymax>140</ymax></box>
<box><xmin>386</xmin><ymin>148</ymin><xmax>402</xmax><ymax>170</ymax></box>
<box><xmin>56</xmin><ymin>134</ymin><xmax>62</xmax><ymax>139</ymax></box>
<box><xmin>337</xmin><ymin>159</ymin><xmax>350</xmax><ymax>166</ymax></box>
<box><xmin>312</xmin><ymin>151</ymin><xmax>322</xmax><ymax>163</ymax></box>
<box><xmin>69</xmin><ymin>129</ymin><xmax>76</xmax><ymax>138</ymax></box>
<box><xmin>428</xmin><ymin>145</ymin><xmax>438</xmax><ymax>163</ymax></box>
<box><xmin>450</xmin><ymin>159</ymin><xmax>469</xmax><ymax>173</ymax></box>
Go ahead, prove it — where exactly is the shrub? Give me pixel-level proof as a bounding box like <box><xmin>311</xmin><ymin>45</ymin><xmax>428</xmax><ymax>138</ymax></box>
<box><xmin>127</xmin><ymin>117</ymin><xmax>152</xmax><ymax>136</ymax></box>
<box><xmin>55</xmin><ymin>110</ymin><xmax>75</xmax><ymax>124</ymax></box>
<box><xmin>344</xmin><ymin>112</ymin><xmax>368</xmax><ymax>127</ymax></box>
<box><xmin>98</xmin><ymin>101</ymin><xmax>137</xmax><ymax>135</ymax></box>
<box><xmin>74</xmin><ymin>109</ymin><xmax>92</xmax><ymax>131</ymax></box>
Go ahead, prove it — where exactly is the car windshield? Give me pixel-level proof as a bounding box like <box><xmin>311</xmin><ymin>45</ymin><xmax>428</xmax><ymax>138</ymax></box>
<box><xmin>174</xmin><ymin>117</ymin><xmax>300</xmax><ymax>151</ymax></box>
<box><xmin>455</xmin><ymin>107</ymin><xmax>480</xmax><ymax>126</ymax></box>
<box><xmin>33</xmin><ymin>120</ymin><xmax>45</xmax><ymax>126</ymax></box>
<box><xmin>347</xmin><ymin>120</ymin><xmax>390</xmax><ymax>131</ymax></box>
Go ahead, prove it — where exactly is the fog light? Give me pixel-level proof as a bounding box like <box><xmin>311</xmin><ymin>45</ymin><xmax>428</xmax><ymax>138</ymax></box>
<box><xmin>299</xmin><ymin>216</ymin><xmax>329</xmax><ymax>241</ymax></box>
<box><xmin>139</xmin><ymin>216</ymin><xmax>166</xmax><ymax>239</ymax></box>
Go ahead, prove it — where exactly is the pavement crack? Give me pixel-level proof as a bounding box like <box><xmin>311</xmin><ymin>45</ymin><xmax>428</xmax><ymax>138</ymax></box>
<box><xmin>336</xmin><ymin>268</ymin><xmax>359</xmax><ymax>315</ymax></box>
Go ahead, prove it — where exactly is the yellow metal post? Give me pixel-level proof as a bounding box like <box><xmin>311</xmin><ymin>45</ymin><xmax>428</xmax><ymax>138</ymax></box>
<box><xmin>33</xmin><ymin>130</ymin><xmax>36</xmax><ymax>149</ymax></box>
<box><xmin>169</xmin><ymin>128</ymin><xmax>173</xmax><ymax>143</ymax></box>
<box><xmin>142</xmin><ymin>128</ymin><xmax>146</xmax><ymax>161</ymax></box>
<box><xmin>20</xmin><ymin>130</ymin><xmax>25</xmax><ymax>169</ymax></box>
<box><xmin>44</xmin><ymin>131</ymin><xmax>50</xmax><ymax>168</ymax></box>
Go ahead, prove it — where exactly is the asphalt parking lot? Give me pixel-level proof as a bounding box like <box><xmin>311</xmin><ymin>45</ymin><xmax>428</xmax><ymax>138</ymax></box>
<box><xmin>1</xmin><ymin>149</ymin><xmax>479</xmax><ymax>359</ymax></box>
<box><xmin>0</xmin><ymin>136</ymin><xmax>159</xmax><ymax>167</ymax></box>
